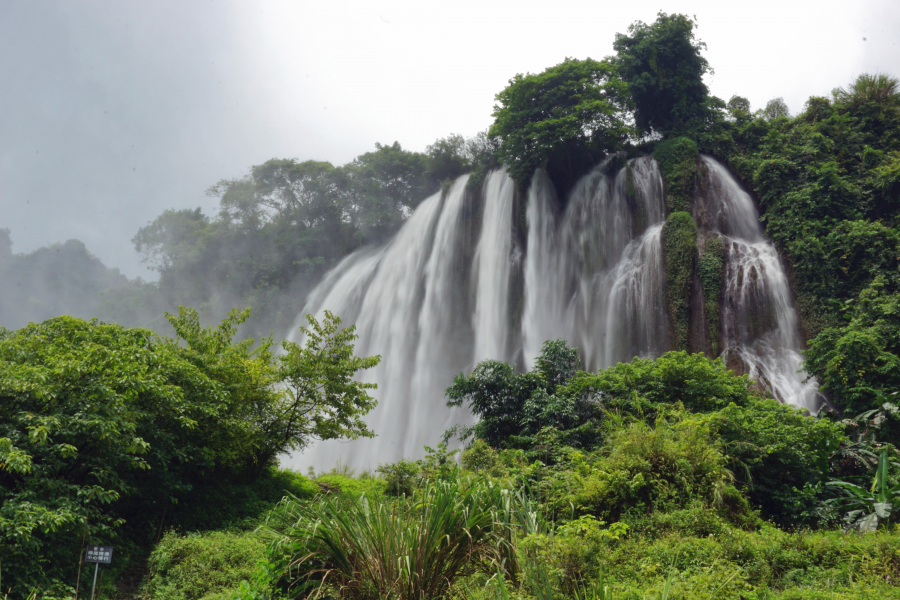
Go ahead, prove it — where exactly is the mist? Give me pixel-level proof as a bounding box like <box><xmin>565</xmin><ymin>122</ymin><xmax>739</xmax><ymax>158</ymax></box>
<box><xmin>1</xmin><ymin>0</ymin><xmax>898</xmax><ymax>332</ymax></box>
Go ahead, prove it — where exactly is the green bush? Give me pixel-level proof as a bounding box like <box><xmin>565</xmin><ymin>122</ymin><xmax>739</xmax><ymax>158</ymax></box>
<box><xmin>377</xmin><ymin>458</ymin><xmax>421</xmax><ymax>496</ymax></box>
<box><xmin>313</xmin><ymin>472</ymin><xmax>387</xmax><ymax>498</ymax></box>
<box><xmin>445</xmin><ymin>339</ymin><xmax>600</xmax><ymax>453</ymax></box>
<box><xmin>707</xmin><ymin>399</ymin><xmax>845</xmax><ymax>526</ymax></box>
<box><xmin>561</xmin><ymin>351</ymin><xmax>754</xmax><ymax>415</ymax></box>
<box><xmin>170</xmin><ymin>469</ymin><xmax>318</xmax><ymax>532</ymax></box>
<box><xmin>146</xmin><ymin>530</ymin><xmax>265</xmax><ymax>600</ymax></box>
<box><xmin>558</xmin><ymin>416</ymin><xmax>753</xmax><ymax>526</ymax></box>
<box><xmin>805</xmin><ymin>277</ymin><xmax>900</xmax><ymax>418</ymax></box>
<box><xmin>592</xmin><ymin>525</ymin><xmax>900</xmax><ymax>598</ymax></box>
<box><xmin>461</xmin><ymin>440</ymin><xmax>508</xmax><ymax>478</ymax></box>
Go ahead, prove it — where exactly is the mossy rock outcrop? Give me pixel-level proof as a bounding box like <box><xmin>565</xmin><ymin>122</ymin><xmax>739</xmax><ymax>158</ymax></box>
<box><xmin>663</xmin><ymin>211</ymin><xmax>698</xmax><ymax>351</ymax></box>
<box><xmin>698</xmin><ymin>235</ymin><xmax>725</xmax><ymax>355</ymax></box>
<box><xmin>654</xmin><ymin>137</ymin><xmax>698</xmax><ymax>213</ymax></box>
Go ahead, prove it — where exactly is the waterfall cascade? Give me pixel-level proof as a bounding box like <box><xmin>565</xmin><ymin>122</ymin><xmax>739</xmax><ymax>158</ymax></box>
<box><xmin>694</xmin><ymin>157</ymin><xmax>821</xmax><ymax>410</ymax></box>
<box><xmin>287</xmin><ymin>156</ymin><xmax>821</xmax><ymax>470</ymax></box>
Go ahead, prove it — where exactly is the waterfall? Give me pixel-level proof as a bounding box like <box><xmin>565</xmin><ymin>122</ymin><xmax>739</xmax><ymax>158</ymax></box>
<box><xmin>472</xmin><ymin>168</ymin><xmax>516</xmax><ymax>363</ymax></box>
<box><xmin>407</xmin><ymin>177</ymin><xmax>472</xmax><ymax>458</ymax></box>
<box><xmin>698</xmin><ymin>156</ymin><xmax>822</xmax><ymax>412</ymax></box>
<box><xmin>588</xmin><ymin>223</ymin><xmax>668</xmax><ymax>368</ymax></box>
<box><xmin>566</xmin><ymin>158</ymin><xmax>668</xmax><ymax>369</ymax></box>
<box><xmin>521</xmin><ymin>170</ymin><xmax>566</xmax><ymax>369</ymax></box>
<box><xmin>521</xmin><ymin>157</ymin><xmax>668</xmax><ymax>370</ymax></box>
<box><xmin>286</xmin><ymin>155</ymin><xmax>819</xmax><ymax>471</ymax></box>
<box><xmin>286</xmin><ymin>190</ymin><xmax>445</xmax><ymax>469</ymax></box>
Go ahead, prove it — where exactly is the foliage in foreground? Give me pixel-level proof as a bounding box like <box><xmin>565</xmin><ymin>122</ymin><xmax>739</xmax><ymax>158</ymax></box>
<box><xmin>225</xmin><ymin>468</ymin><xmax>900</xmax><ymax>600</ymax></box>
<box><xmin>0</xmin><ymin>309</ymin><xmax>378</xmax><ymax>597</ymax></box>
<box><xmin>141</xmin><ymin>348</ymin><xmax>898</xmax><ymax>600</ymax></box>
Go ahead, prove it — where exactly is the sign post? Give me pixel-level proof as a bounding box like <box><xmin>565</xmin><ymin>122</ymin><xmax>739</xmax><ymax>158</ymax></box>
<box><xmin>84</xmin><ymin>545</ymin><xmax>113</xmax><ymax>600</ymax></box>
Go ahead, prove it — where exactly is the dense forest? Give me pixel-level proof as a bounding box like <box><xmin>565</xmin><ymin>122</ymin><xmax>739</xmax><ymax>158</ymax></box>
<box><xmin>2</xmin><ymin>11</ymin><xmax>900</xmax><ymax>600</ymax></box>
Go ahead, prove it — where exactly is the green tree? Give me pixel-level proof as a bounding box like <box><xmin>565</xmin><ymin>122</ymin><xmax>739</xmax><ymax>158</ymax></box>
<box><xmin>833</xmin><ymin>73</ymin><xmax>900</xmax><ymax>109</ymax></box>
<box><xmin>0</xmin><ymin>236</ymin><xmax>130</xmax><ymax>331</ymax></box>
<box><xmin>0</xmin><ymin>308</ymin><xmax>379</xmax><ymax>595</ymax></box>
<box><xmin>726</xmin><ymin>95</ymin><xmax>751</xmax><ymax>121</ymax></box>
<box><xmin>489</xmin><ymin>57</ymin><xmax>629</xmax><ymax>191</ymax></box>
<box><xmin>161</xmin><ymin>306</ymin><xmax>381</xmax><ymax>469</ymax></box>
<box><xmin>338</xmin><ymin>141</ymin><xmax>433</xmax><ymax>242</ymax></box>
<box><xmin>561</xmin><ymin>351</ymin><xmax>754</xmax><ymax>415</ymax></box>
<box><xmin>760</xmin><ymin>97</ymin><xmax>791</xmax><ymax>121</ymax></box>
<box><xmin>612</xmin><ymin>12</ymin><xmax>715</xmax><ymax>137</ymax></box>
<box><xmin>425</xmin><ymin>134</ymin><xmax>471</xmax><ymax>185</ymax></box>
<box><xmin>276</xmin><ymin>310</ymin><xmax>381</xmax><ymax>456</ymax></box>
<box><xmin>445</xmin><ymin>340</ymin><xmax>596</xmax><ymax>450</ymax></box>
<box><xmin>210</xmin><ymin>158</ymin><xmax>341</xmax><ymax>228</ymax></box>
<box><xmin>0</xmin><ymin>316</ymin><xmax>216</xmax><ymax>595</ymax></box>
<box><xmin>132</xmin><ymin>207</ymin><xmax>210</xmax><ymax>273</ymax></box>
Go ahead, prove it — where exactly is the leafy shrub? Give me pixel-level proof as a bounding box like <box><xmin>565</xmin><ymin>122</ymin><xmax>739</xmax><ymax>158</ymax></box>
<box><xmin>707</xmin><ymin>398</ymin><xmax>845</xmax><ymax>525</ymax></box>
<box><xmin>461</xmin><ymin>439</ymin><xmax>508</xmax><ymax>477</ymax></box>
<box><xmin>827</xmin><ymin>449</ymin><xmax>900</xmax><ymax>532</ymax></box>
<box><xmin>146</xmin><ymin>530</ymin><xmax>265</xmax><ymax>600</ymax></box>
<box><xmin>561</xmin><ymin>351</ymin><xmax>754</xmax><ymax>415</ymax></box>
<box><xmin>312</xmin><ymin>472</ymin><xmax>386</xmax><ymax>498</ymax></box>
<box><xmin>519</xmin><ymin>516</ymin><xmax>628</xmax><ymax>595</ymax></box>
<box><xmin>445</xmin><ymin>340</ymin><xmax>600</xmax><ymax>452</ymax></box>
<box><xmin>596</xmin><ymin>525</ymin><xmax>900</xmax><ymax>597</ymax></box>
<box><xmin>544</xmin><ymin>415</ymin><xmax>755</xmax><ymax>529</ymax></box>
<box><xmin>170</xmin><ymin>469</ymin><xmax>319</xmax><ymax>532</ymax></box>
<box><xmin>377</xmin><ymin>458</ymin><xmax>420</xmax><ymax>496</ymax></box>
<box><xmin>806</xmin><ymin>277</ymin><xmax>900</xmax><ymax>417</ymax></box>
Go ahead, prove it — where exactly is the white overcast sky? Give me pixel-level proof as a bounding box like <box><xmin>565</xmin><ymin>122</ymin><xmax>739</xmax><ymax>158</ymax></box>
<box><xmin>1</xmin><ymin>0</ymin><xmax>898</xmax><ymax>278</ymax></box>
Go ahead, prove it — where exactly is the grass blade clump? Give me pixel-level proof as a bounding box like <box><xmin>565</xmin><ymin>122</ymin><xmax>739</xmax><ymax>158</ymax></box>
<box><xmin>262</xmin><ymin>479</ymin><xmax>539</xmax><ymax>599</ymax></box>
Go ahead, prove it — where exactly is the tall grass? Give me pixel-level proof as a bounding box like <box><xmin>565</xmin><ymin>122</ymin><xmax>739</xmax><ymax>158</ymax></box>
<box><xmin>262</xmin><ymin>479</ymin><xmax>542</xmax><ymax>600</ymax></box>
